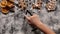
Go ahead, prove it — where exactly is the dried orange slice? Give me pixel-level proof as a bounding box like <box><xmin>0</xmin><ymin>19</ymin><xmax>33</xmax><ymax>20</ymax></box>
<box><xmin>0</xmin><ymin>0</ymin><xmax>7</xmax><ymax>7</ymax></box>
<box><xmin>7</xmin><ymin>1</ymin><xmax>14</xmax><ymax>8</ymax></box>
<box><xmin>1</xmin><ymin>8</ymin><xmax>9</xmax><ymax>14</ymax></box>
<box><xmin>9</xmin><ymin>0</ymin><xmax>14</xmax><ymax>2</ymax></box>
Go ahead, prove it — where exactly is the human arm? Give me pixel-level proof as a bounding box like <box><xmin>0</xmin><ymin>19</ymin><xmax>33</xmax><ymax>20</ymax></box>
<box><xmin>25</xmin><ymin>14</ymin><xmax>56</xmax><ymax>34</ymax></box>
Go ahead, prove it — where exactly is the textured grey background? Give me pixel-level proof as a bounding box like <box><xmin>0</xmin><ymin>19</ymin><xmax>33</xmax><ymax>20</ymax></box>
<box><xmin>0</xmin><ymin>0</ymin><xmax>60</xmax><ymax>34</ymax></box>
